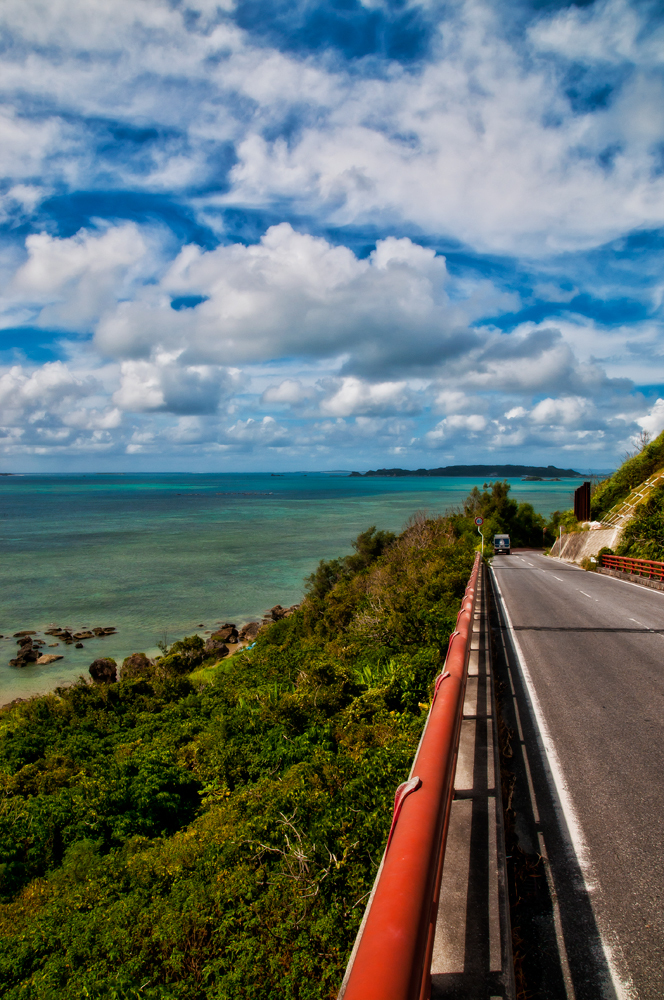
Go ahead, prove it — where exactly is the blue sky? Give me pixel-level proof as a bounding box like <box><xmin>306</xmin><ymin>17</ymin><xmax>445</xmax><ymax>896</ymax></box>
<box><xmin>1</xmin><ymin>0</ymin><xmax>663</xmax><ymax>471</ymax></box>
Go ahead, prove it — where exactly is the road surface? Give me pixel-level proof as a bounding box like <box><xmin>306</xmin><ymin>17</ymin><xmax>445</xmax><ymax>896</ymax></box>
<box><xmin>490</xmin><ymin>552</ymin><xmax>664</xmax><ymax>1000</ymax></box>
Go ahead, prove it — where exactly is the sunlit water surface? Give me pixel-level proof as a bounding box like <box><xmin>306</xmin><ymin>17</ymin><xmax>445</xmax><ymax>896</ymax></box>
<box><xmin>0</xmin><ymin>472</ymin><xmax>577</xmax><ymax>702</ymax></box>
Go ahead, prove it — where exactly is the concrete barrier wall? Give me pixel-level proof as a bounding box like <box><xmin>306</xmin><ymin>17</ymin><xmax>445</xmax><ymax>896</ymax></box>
<box><xmin>597</xmin><ymin>567</ymin><xmax>664</xmax><ymax>592</ymax></box>
<box><xmin>549</xmin><ymin>527</ymin><xmax>622</xmax><ymax>563</ymax></box>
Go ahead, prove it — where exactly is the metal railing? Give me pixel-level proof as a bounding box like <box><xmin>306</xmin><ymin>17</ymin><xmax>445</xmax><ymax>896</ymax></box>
<box><xmin>339</xmin><ymin>553</ymin><xmax>481</xmax><ymax>1000</ymax></box>
<box><xmin>600</xmin><ymin>553</ymin><xmax>664</xmax><ymax>581</ymax></box>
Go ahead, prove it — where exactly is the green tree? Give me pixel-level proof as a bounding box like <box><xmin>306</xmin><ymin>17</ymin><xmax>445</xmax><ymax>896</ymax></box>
<box><xmin>459</xmin><ymin>480</ymin><xmax>546</xmax><ymax>547</ymax></box>
<box><xmin>305</xmin><ymin>525</ymin><xmax>395</xmax><ymax>600</ymax></box>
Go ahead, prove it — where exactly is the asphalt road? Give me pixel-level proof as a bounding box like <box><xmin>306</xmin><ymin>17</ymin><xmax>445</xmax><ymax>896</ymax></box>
<box><xmin>491</xmin><ymin>553</ymin><xmax>664</xmax><ymax>1000</ymax></box>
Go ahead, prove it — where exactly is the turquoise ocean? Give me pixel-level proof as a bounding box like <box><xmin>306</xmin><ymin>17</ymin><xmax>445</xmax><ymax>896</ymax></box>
<box><xmin>1</xmin><ymin>473</ymin><xmax>578</xmax><ymax>703</ymax></box>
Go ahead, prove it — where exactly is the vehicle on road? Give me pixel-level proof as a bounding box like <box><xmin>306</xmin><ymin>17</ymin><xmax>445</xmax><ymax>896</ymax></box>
<box><xmin>494</xmin><ymin>534</ymin><xmax>511</xmax><ymax>554</ymax></box>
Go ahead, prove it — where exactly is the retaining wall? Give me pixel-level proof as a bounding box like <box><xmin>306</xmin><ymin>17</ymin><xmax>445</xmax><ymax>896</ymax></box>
<box><xmin>549</xmin><ymin>527</ymin><xmax>622</xmax><ymax>563</ymax></box>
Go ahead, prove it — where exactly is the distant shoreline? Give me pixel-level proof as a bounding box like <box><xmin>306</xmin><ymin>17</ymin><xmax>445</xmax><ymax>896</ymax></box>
<box><xmin>350</xmin><ymin>464</ymin><xmax>582</xmax><ymax>478</ymax></box>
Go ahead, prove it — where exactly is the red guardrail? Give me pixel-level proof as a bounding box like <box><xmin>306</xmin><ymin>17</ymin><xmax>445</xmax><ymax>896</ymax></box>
<box><xmin>339</xmin><ymin>553</ymin><xmax>481</xmax><ymax>1000</ymax></box>
<box><xmin>600</xmin><ymin>553</ymin><xmax>664</xmax><ymax>581</ymax></box>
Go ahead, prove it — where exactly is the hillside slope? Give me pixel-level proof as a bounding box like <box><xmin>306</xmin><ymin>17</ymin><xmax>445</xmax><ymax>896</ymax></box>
<box><xmin>599</xmin><ymin>469</ymin><xmax>664</xmax><ymax>529</ymax></box>
<box><xmin>0</xmin><ymin>517</ymin><xmax>476</xmax><ymax>1000</ymax></box>
<box><xmin>615</xmin><ymin>482</ymin><xmax>664</xmax><ymax>561</ymax></box>
<box><xmin>0</xmin><ymin>481</ymin><xmax>545</xmax><ymax>999</ymax></box>
<box><xmin>591</xmin><ymin>430</ymin><xmax>664</xmax><ymax>521</ymax></box>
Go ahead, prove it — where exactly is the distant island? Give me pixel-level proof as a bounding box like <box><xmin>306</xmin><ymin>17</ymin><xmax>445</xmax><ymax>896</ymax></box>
<box><xmin>350</xmin><ymin>464</ymin><xmax>581</xmax><ymax>478</ymax></box>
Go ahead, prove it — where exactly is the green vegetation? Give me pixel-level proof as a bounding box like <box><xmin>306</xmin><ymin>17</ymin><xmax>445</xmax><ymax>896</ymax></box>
<box><xmin>304</xmin><ymin>526</ymin><xmax>396</xmax><ymax>601</ymax></box>
<box><xmin>461</xmin><ymin>480</ymin><xmax>547</xmax><ymax>547</ymax></box>
<box><xmin>591</xmin><ymin>429</ymin><xmax>664</xmax><ymax>521</ymax></box>
<box><xmin>0</xmin><ymin>484</ymin><xmax>546</xmax><ymax>999</ymax></box>
<box><xmin>546</xmin><ymin>508</ymin><xmax>581</xmax><ymax>536</ymax></box>
<box><xmin>0</xmin><ymin>515</ymin><xmax>477</xmax><ymax>1000</ymax></box>
<box><xmin>616</xmin><ymin>483</ymin><xmax>664</xmax><ymax>561</ymax></box>
<box><xmin>544</xmin><ymin>431</ymin><xmax>664</xmax><ymax>562</ymax></box>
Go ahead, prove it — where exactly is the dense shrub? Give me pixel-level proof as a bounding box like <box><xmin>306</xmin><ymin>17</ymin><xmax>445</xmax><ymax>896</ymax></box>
<box><xmin>546</xmin><ymin>508</ymin><xmax>581</xmax><ymax>536</ymax></box>
<box><xmin>0</xmin><ymin>513</ymin><xmax>476</xmax><ymax>999</ymax></box>
<box><xmin>159</xmin><ymin>634</ymin><xmax>206</xmax><ymax>675</ymax></box>
<box><xmin>305</xmin><ymin>525</ymin><xmax>396</xmax><ymax>599</ymax></box>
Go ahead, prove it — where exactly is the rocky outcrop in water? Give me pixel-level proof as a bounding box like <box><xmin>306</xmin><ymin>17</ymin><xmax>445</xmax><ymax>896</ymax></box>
<box><xmin>37</xmin><ymin>654</ymin><xmax>63</xmax><ymax>665</ymax></box>
<box><xmin>45</xmin><ymin>626</ymin><xmax>116</xmax><ymax>644</ymax></box>
<box><xmin>9</xmin><ymin>636</ymin><xmax>40</xmax><ymax>667</ymax></box>
<box><xmin>45</xmin><ymin>629</ymin><xmax>74</xmax><ymax>642</ymax></box>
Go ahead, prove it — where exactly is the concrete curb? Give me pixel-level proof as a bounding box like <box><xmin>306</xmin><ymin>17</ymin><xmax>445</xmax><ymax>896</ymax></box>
<box><xmin>430</xmin><ymin>565</ymin><xmax>515</xmax><ymax>1000</ymax></box>
<box><xmin>596</xmin><ymin>566</ymin><xmax>664</xmax><ymax>593</ymax></box>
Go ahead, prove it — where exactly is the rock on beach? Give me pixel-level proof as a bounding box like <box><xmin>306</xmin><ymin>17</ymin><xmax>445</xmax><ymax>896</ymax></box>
<box><xmin>211</xmin><ymin>625</ymin><xmax>238</xmax><ymax>643</ymax></box>
<box><xmin>238</xmin><ymin>621</ymin><xmax>261</xmax><ymax>642</ymax></box>
<box><xmin>264</xmin><ymin>604</ymin><xmax>301</xmax><ymax>622</ymax></box>
<box><xmin>204</xmin><ymin>638</ymin><xmax>229</xmax><ymax>658</ymax></box>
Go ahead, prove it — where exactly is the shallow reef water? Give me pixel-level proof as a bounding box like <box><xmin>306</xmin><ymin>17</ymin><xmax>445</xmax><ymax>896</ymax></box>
<box><xmin>0</xmin><ymin>472</ymin><xmax>576</xmax><ymax>702</ymax></box>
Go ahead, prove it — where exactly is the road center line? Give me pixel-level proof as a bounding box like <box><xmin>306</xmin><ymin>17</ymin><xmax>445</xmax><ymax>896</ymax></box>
<box><xmin>578</xmin><ymin>590</ymin><xmax>599</xmax><ymax>602</ymax></box>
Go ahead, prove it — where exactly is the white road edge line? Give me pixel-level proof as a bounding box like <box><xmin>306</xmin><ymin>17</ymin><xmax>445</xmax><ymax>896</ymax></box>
<box><xmin>626</xmin><ymin>617</ymin><xmax>661</xmax><ymax>638</ymax></box>
<box><xmin>491</xmin><ymin>568</ymin><xmax>636</xmax><ymax>1000</ymax></box>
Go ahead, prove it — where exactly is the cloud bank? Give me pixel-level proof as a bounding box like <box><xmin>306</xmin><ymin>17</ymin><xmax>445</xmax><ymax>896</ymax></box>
<box><xmin>0</xmin><ymin>0</ymin><xmax>663</xmax><ymax>469</ymax></box>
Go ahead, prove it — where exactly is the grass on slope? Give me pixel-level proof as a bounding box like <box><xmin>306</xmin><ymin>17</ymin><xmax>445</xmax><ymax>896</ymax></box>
<box><xmin>591</xmin><ymin>430</ymin><xmax>664</xmax><ymax>521</ymax></box>
<box><xmin>616</xmin><ymin>483</ymin><xmax>664</xmax><ymax>561</ymax></box>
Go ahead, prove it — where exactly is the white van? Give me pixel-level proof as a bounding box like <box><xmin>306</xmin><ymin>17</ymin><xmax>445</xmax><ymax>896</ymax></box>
<box><xmin>494</xmin><ymin>534</ymin><xmax>511</xmax><ymax>555</ymax></box>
